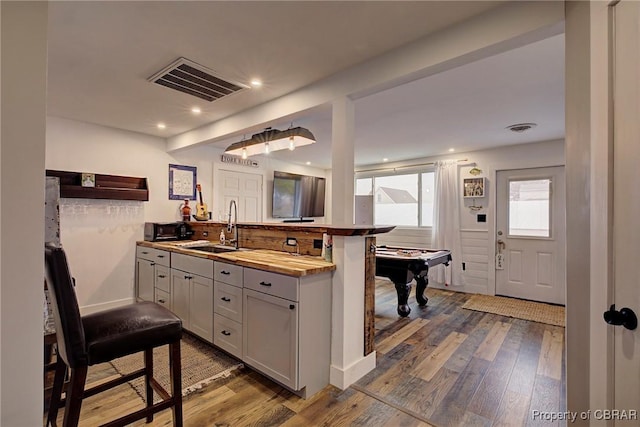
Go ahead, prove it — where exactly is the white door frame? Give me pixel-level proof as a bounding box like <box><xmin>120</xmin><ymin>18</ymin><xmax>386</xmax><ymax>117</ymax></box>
<box><xmin>610</xmin><ymin>0</ymin><xmax>639</xmax><ymax>418</ymax></box>
<box><xmin>565</xmin><ymin>0</ymin><xmax>617</xmax><ymax>415</ymax></box>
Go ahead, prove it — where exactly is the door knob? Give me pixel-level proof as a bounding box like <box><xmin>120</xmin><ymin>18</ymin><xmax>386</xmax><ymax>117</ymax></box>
<box><xmin>603</xmin><ymin>304</ymin><xmax>638</xmax><ymax>330</ymax></box>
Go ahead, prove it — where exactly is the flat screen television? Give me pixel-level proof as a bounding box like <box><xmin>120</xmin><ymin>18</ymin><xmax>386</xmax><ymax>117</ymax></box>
<box><xmin>272</xmin><ymin>171</ymin><xmax>326</xmax><ymax>220</ymax></box>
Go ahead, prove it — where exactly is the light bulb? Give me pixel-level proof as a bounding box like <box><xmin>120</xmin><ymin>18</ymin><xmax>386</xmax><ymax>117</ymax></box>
<box><xmin>289</xmin><ymin>137</ymin><xmax>295</xmax><ymax>151</ymax></box>
<box><xmin>265</xmin><ymin>142</ymin><xmax>270</xmax><ymax>154</ymax></box>
<box><xmin>241</xmin><ymin>148</ymin><xmax>247</xmax><ymax>159</ymax></box>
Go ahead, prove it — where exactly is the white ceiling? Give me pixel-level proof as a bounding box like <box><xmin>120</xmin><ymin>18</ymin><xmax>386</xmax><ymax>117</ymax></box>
<box><xmin>47</xmin><ymin>1</ymin><xmax>564</xmax><ymax>170</ymax></box>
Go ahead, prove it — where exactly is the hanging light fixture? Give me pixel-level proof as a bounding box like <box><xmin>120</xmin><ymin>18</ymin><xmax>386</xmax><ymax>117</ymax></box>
<box><xmin>224</xmin><ymin>126</ymin><xmax>316</xmax><ymax>158</ymax></box>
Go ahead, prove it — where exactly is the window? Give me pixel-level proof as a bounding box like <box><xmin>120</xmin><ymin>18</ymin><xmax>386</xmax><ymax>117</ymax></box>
<box><xmin>421</xmin><ymin>172</ymin><xmax>434</xmax><ymax>226</ymax></box>
<box><xmin>356</xmin><ymin>171</ymin><xmax>434</xmax><ymax>227</ymax></box>
<box><xmin>508</xmin><ymin>179</ymin><xmax>551</xmax><ymax>237</ymax></box>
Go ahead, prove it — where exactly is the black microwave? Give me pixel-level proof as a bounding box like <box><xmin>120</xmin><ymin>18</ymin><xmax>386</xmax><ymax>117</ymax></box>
<box><xmin>144</xmin><ymin>222</ymin><xmax>193</xmax><ymax>242</ymax></box>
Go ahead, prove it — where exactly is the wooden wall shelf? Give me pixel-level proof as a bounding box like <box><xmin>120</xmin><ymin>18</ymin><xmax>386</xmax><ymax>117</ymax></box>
<box><xmin>46</xmin><ymin>170</ymin><xmax>149</xmax><ymax>201</ymax></box>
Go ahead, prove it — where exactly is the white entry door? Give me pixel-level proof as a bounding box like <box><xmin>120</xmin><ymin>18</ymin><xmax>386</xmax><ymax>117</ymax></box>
<box><xmin>496</xmin><ymin>167</ymin><xmax>566</xmax><ymax>304</ymax></box>
<box><xmin>218</xmin><ymin>170</ymin><xmax>263</xmax><ymax>222</ymax></box>
<box><xmin>612</xmin><ymin>1</ymin><xmax>640</xmax><ymax>418</ymax></box>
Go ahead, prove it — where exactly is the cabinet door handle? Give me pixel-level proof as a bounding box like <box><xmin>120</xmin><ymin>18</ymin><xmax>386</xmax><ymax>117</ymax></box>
<box><xmin>157</xmin><ymin>255</ymin><xmax>165</xmax><ymax>258</ymax></box>
<box><xmin>289</xmin><ymin>304</ymin><xmax>295</xmax><ymax>310</ymax></box>
<box><xmin>221</xmin><ymin>330</ymin><xmax>231</xmax><ymax>336</ymax></box>
<box><xmin>151</xmin><ymin>262</ymin><xmax>156</xmax><ymax>266</ymax></box>
<box><xmin>259</xmin><ymin>281</ymin><xmax>272</xmax><ymax>287</ymax></box>
<box><xmin>221</xmin><ymin>271</ymin><xmax>231</xmax><ymax>275</ymax></box>
<box><xmin>221</xmin><ymin>297</ymin><xmax>231</xmax><ymax>302</ymax></box>
<box><xmin>158</xmin><ymin>274</ymin><xmax>166</xmax><ymax>278</ymax></box>
<box><xmin>158</xmin><ymin>299</ymin><xmax>166</xmax><ymax>304</ymax></box>
<box><xmin>184</xmin><ymin>275</ymin><xmax>193</xmax><ymax>280</ymax></box>
<box><xmin>141</xmin><ymin>251</ymin><xmax>149</xmax><ymax>255</ymax></box>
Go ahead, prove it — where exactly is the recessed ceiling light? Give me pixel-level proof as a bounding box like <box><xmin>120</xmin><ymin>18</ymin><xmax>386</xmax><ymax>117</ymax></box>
<box><xmin>250</xmin><ymin>79</ymin><xmax>262</xmax><ymax>87</ymax></box>
<box><xmin>157</xmin><ymin>123</ymin><xmax>166</xmax><ymax>129</ymax></box>
<box><xmin>448</xmin><ymin>148</ymin><xmax>455</xmax><ymax>152</ymax></box>
<box><xmin>383</xmin><ymin>158</ymin><xmax>389</xmax><ymax>162</ymax></box>
<box><xmin>306</xmin><ymin>161</ymin><xmax>311</xmax><ymax>165</ymax></box>
<box><xmin>191</xmin><ymin>107</ymin><xmax>201</xmax><ymax>114</ymax></box>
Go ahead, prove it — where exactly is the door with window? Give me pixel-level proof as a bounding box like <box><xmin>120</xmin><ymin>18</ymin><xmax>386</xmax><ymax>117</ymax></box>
<box><xmin>495</xmin><ymin>167</ymin><xmax>565</xmax><ymax>304</ymax></box>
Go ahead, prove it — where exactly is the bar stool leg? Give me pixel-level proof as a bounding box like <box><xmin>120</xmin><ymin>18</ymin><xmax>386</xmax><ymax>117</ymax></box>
<box><xmin>144</xmin><ymin>348</ymin><xmax>153</xmax><ymax>422</ymax></box>
<box><xmin>62</xmin><ymin>366</ymin><xmax>87</xmax><ymax>427</ymax></box>
<box><xmin>46</xmin><ymin>358</ymin><xmax>67</xmax><ymax>427</ymax></box>
<box><xmin>169</xmin><ymin>341</ymin><xmax>183</xmax><ymax>427</ymax></box>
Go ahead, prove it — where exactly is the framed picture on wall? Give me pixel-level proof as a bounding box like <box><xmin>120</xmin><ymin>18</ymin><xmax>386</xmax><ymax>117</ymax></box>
<box><xmin>169</xmin><ymin>164</ymin><xmax>197</xmax><ymax>200</ymax></box>
<box><xmin>463</xmin><ymin>177</ymin><xmax>485</xmax><ymax>198</ymax></box>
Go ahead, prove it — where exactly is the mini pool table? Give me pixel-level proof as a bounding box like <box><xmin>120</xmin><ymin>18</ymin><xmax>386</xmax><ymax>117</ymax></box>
<box><xmin>375</xmin><ymin>245</ymin><xmax>452</xmax><ymax>317</ymax></box>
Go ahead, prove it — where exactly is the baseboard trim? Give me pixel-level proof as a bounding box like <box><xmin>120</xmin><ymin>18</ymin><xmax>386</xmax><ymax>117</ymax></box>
<box><xmin>80</xmin><ymin>297</ymin><xmax>134</xmax><ymax>315</ymax></box>
<box><xmin>329</xmin><ymin>351</ymin><xmax>377</xmax><ymax>390</ymax></box>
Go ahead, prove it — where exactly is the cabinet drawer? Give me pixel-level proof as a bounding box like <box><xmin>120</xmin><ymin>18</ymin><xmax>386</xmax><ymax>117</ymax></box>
<box><xmin>136</xmin><ymin>247</ymin><xmax>170</xmax><ymax>267</ymax></box>
<box><xmin>244</xmin><ymin>268</ymin><xmax>298</xmax><ymax>301</ymax></box>
<box><xmin>214</xmin><ymin>262</ymin><xmax>243</xmax><ymax>287</ymax></box>
<box><xmin>155</xmin><ymin>289</ymin><xmax>171</xmax><ymax>309</ymax></box>
<box><xmin>155</xmin><ymin>265</ymin><xmax>170</xmax><ymax>293</ymax></box>
<box><xmin>213</xmin><ymin>313</ymin><xmax>242</xmax><ymax>359</ymax></box>
<box><xmin>171</xmin><ymin>253</ymin><xmax>213</xmax><ymax>278</ymax></box>
<box><xmin>214</xmin><ymin>282</ymin><xmax>243</xmax><ymax>323</ymax></box>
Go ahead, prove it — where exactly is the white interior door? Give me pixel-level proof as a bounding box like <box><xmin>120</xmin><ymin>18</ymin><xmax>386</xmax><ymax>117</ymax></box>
<box><xmin>218</xmin><ymin>169</ymin><xmax>263</xmax><ymax>222</ymax></box>
<box><xmin>496</xmin><ymin>167</ymin><xmax>566</xmax><ymax>304</ymax></box>
<box><xmin>612</xmin><ymin>1</ymin><xmax>640</xmax><ymax>418</ymax></box>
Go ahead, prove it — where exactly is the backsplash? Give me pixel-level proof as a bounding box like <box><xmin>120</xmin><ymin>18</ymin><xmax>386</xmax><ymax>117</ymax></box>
<box><xmin>188</xmin><ymin>222</ymin><xmax>324</xmax><ymax>256</ymax></box>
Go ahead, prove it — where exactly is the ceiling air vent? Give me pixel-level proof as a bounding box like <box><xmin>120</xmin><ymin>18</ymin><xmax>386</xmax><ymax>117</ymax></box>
<box><xmin>506</xmin><ymin>123</ymin><xmax>537</xmax><ymax>133</ymax></box>
<box><xmin>148</xmin><ymin>57</ymin><xmax>249</xmax><ymax>102</ymax></box>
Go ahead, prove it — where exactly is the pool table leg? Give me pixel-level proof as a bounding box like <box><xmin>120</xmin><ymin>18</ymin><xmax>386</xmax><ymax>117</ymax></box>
<box><xmin>415</xmin><ymin>275</ymin><xmax>429</xmax><ymax>306</ymax></box>
<box><xmin>394</xmin><ymin>281</ymin><xmax>412</xmax><ymax>317</ymax></box>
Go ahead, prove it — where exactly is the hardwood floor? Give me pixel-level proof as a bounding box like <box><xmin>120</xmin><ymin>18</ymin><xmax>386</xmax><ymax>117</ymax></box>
<box><xmin>47</xmin><ymin>280</ymin><xmax>566</xmax><ymax>426</ymax></box>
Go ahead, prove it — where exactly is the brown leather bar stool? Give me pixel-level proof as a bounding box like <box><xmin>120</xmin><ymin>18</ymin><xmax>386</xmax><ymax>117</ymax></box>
<box><xmin>44</xmin><ymin>244</ymin><xmax>183</xmax><ymax>427</ymax></box>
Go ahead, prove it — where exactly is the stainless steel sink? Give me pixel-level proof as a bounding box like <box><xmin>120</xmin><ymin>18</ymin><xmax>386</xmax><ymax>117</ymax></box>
<box><xmin>189</xmin><ymin>245</ymin><xmax>248</xmax><ymax>253</ymax></box>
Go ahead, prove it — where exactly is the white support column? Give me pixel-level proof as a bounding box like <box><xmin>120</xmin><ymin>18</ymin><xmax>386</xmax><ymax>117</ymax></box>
<box><xmin>329</xmin><ymin>235</ymin><xmax>376</xmax><ymax>389</ymax></box>
<box><xmin>331</xmin><ymin>97</ymin><xmax>355</xmax><ymax>226</ymax></box>
<box><xmin>329</xmin><ymin>97</ymin><xmax>376</xmax><ymax>389</ymax></box>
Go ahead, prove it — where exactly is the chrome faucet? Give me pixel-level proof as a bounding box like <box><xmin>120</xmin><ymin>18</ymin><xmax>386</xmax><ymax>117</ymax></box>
<box><xmin>227</xmin><ymin>200</ymin><xmax>238</xmax><ymax>249</ymax></box>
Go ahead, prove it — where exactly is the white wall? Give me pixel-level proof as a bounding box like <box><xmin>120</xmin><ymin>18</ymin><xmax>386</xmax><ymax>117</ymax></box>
<box><xmin>1</xmin><ymin>2</ymin><xmax>48</xmax><ymax>425</ymax></box>
<box><xmin>46</xmin><ymin>117</ymin><xmax>329</xmax><ymax>312</ymax></box>
<box><xmin>46</xmin><ymin>117</ymin><xmax>218</xmax><ymax>312</ymax></box>
<box><xmin>371</xmin><ymin>139</ymin><xmax>565</xmax><ymax>295</ymax></box>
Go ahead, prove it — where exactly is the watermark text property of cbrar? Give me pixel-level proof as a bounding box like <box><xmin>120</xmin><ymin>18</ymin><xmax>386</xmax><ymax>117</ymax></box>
<box><xmin>531</xmin><ymin>409</ymin><xmax>637</xmax><ymax>423</ymax></box>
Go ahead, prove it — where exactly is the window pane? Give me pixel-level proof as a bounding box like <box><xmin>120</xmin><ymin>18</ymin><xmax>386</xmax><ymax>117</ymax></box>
<box><xmin>374</xmin><ymin>174</ymin><xmax>418</xmax><ymax>226</ymax></box>
<box><xmin>509</xmin><ymin>179</ymin><xmax>551</xmax><ymax>237</ymax></box>
<box><xmin>355</xmin><ymin>178</ymin><xmax>372</xmax><ymax>196</ymax></box>
<box><xmin>421</xmin><ymin>172</ymin><xmax>434</xmax><ymax>227</ymax></box>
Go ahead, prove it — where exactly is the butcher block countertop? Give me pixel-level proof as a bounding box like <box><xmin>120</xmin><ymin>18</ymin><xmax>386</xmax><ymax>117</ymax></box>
<box><xmin>187</xmin><ymin>221</ymin><xmax>395</xmax><ymax>236</ymax></box>
<box><xmin>138</xmin><ymin>241</ymin><xmax>335</xmax><ymax>277</ymax></box>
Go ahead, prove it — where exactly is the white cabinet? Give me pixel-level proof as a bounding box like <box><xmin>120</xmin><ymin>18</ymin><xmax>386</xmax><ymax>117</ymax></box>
<box><xmin>213</xmin><ymin>313</ymin><xmax>243</xmax><ymax>358</ymax></box>
<box><xmin>135</xmin><ymin>246</ymin><xmax>170</xmax><ymax>303</ymax></box>
<box><xmin>244</xmin><ymin>288</ymin><xmax>299</xmax><ymax>389</ymax></box>
<box><xmin>154</xmin><ymin>265</ymin><xmax>170</xmax><ymax>307</ymax></box>
<box><xmin>171</xmin><ymin>253</ymin><xmax>214</xmax><ymax>342</ymax></box>
<box><xmin>242</xmin><ymin>268</ymin><xmax>331</xmax><ymax>398</ymax></box>
<box><xmin>213</xmin><ymin>262</ymin><xmax>243</xmax><ymax>358</ymax></box>
<box><xmin>135</xmin><ymin>243</ymin><xmax>332</xmax><ymax>399</ymax></box>
<box><xmin>136</xmin><ymin>258</ymin><xmax>155</xmax><ymax>302</ymax></box>
<box><xmin>214</xmin><ymin>282</ymin><xmax>243</xmax><ymax>323</ymax></box>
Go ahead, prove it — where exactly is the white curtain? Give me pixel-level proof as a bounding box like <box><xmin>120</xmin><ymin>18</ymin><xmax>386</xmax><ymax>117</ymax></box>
<box><xmin>430</xmin><ymin>160</ymin><xmax>464</xmax><ymax>286</ymax></box>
